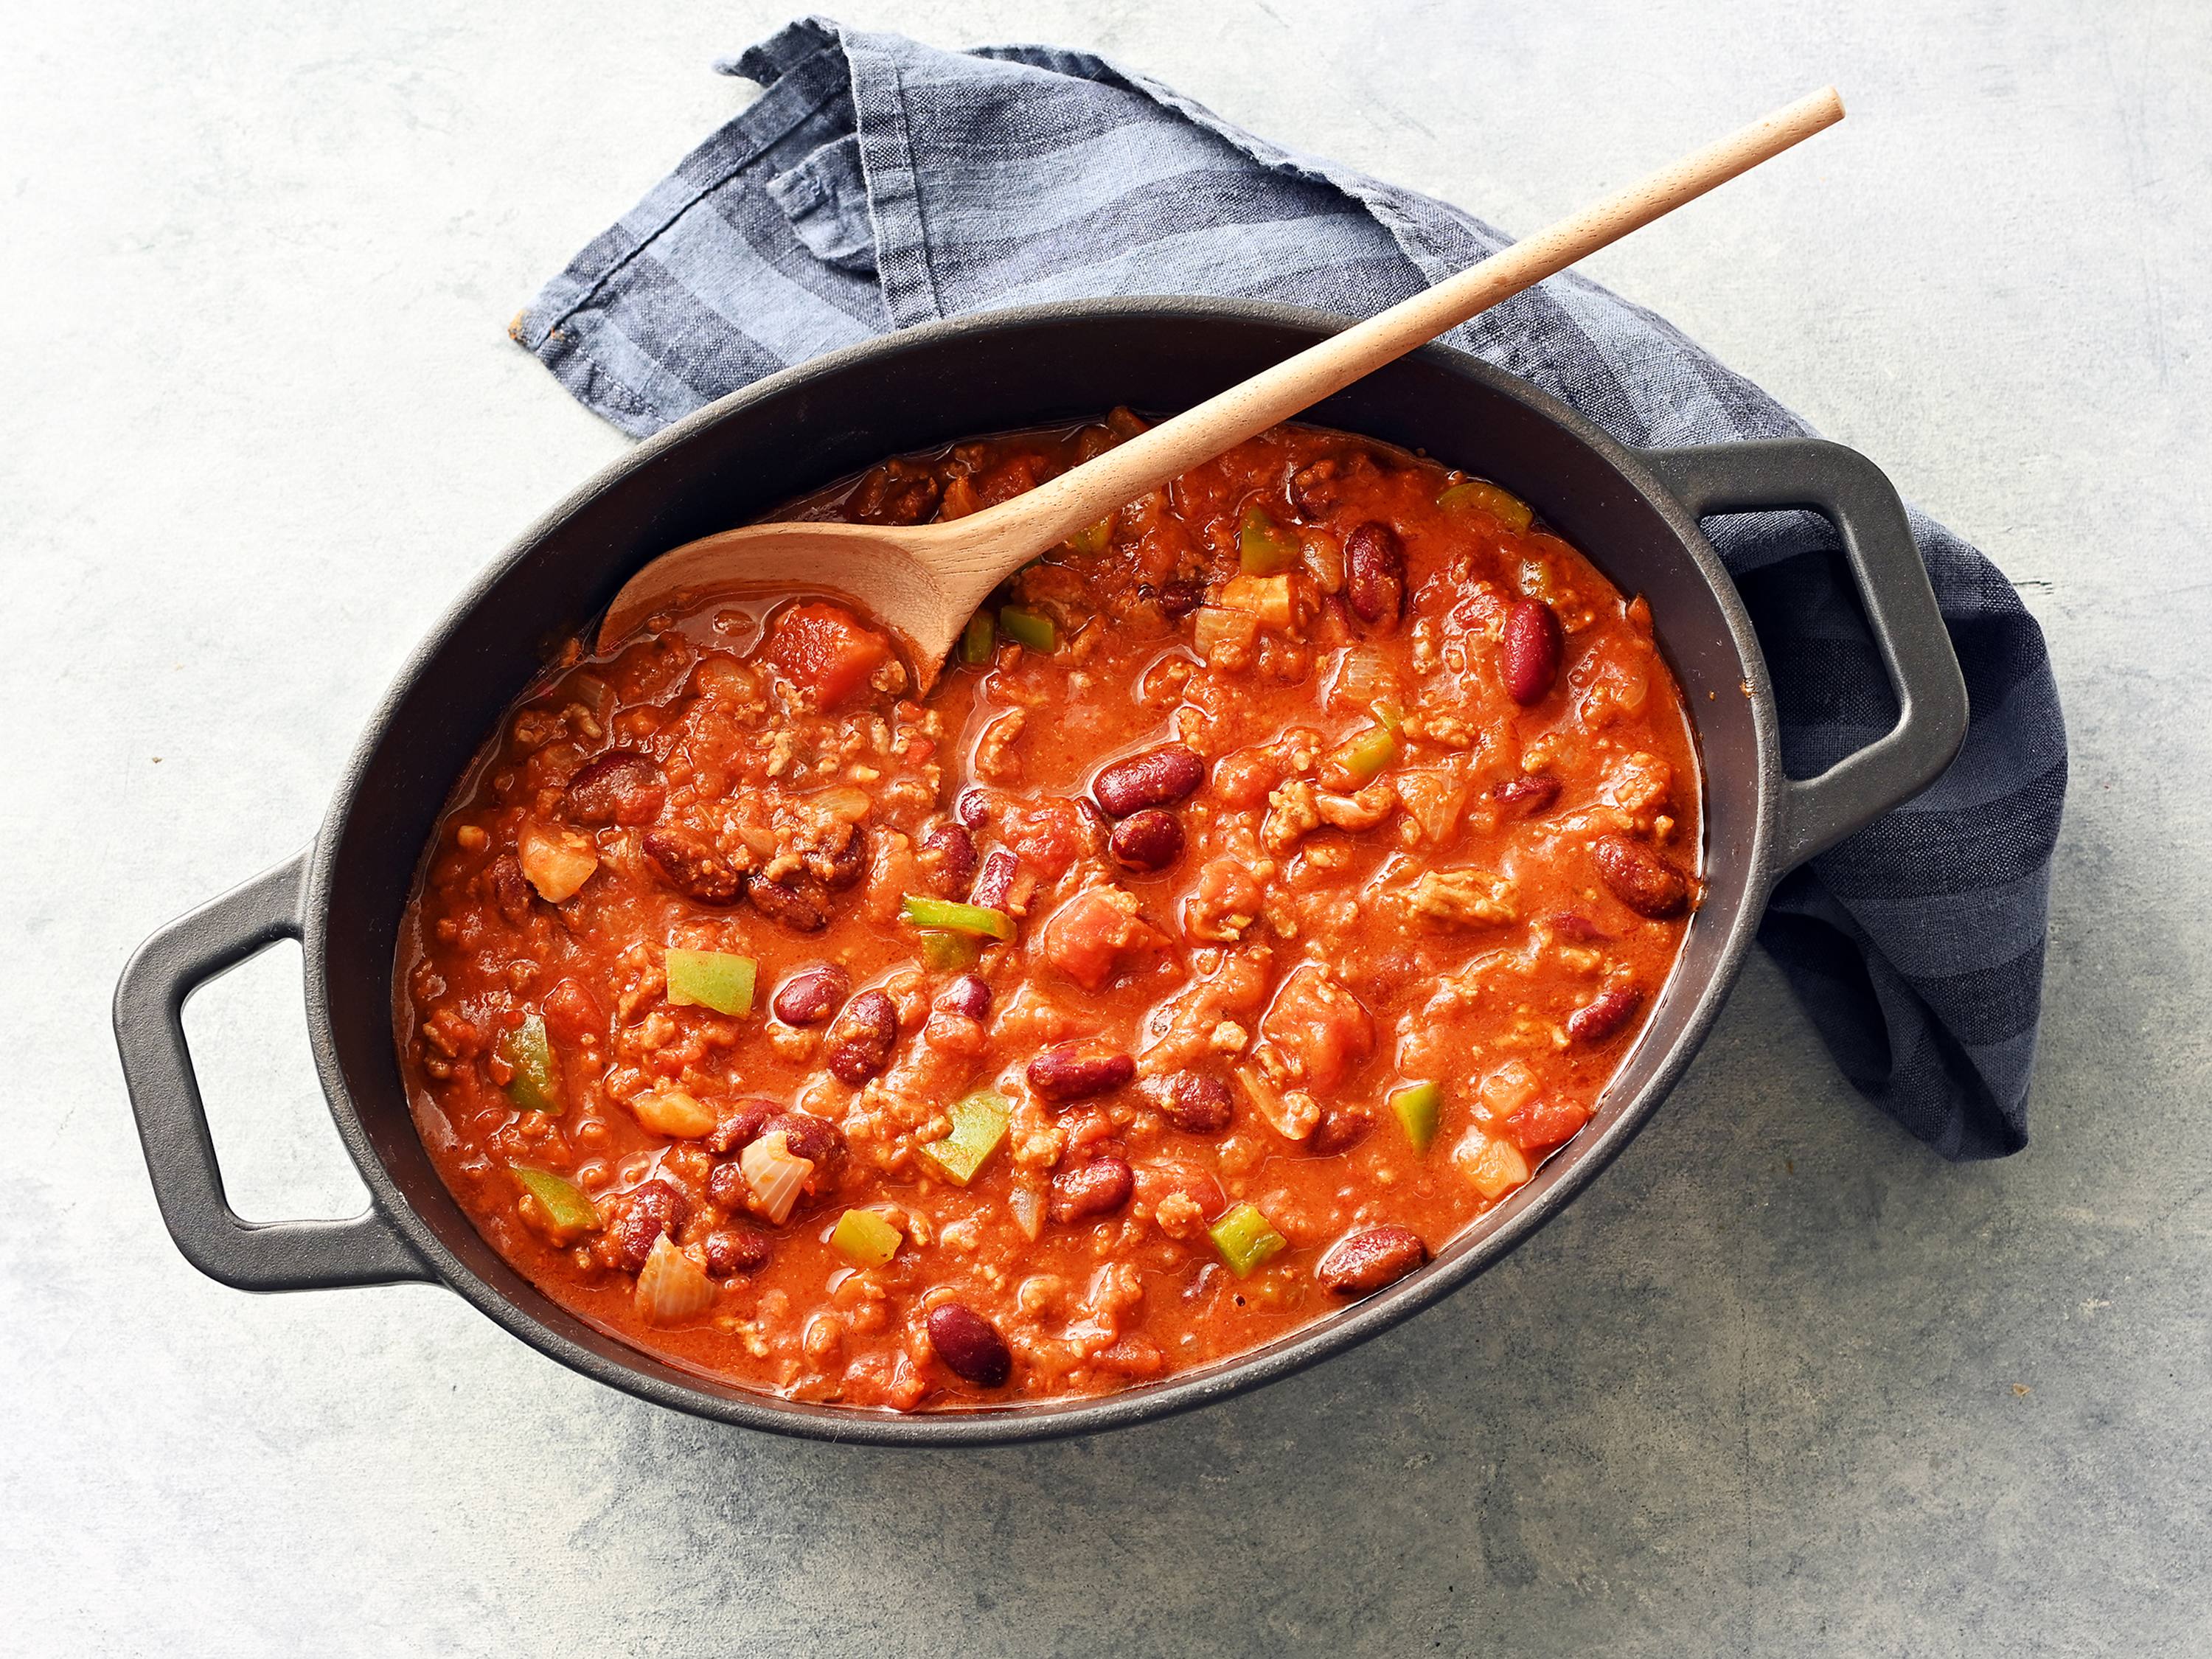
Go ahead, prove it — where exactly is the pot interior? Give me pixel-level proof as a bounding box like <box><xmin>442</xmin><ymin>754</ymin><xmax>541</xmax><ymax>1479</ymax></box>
<box><xmin>314</xmin><ymin>302</ymin><xmax>1769</xmax><ymax>1436</ymax></box>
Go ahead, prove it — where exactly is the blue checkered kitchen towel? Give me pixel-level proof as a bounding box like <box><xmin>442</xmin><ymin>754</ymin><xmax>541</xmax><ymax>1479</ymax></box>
<box><xmin>512</xmin><ymin>16</ymin><xmax>2067</xmax><ymax>1158</ymax></box>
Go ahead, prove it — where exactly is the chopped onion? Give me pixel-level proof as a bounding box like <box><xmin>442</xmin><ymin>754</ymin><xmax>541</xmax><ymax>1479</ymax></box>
<box><xmin>1600</xmin><ymin>658</ymin><xmax>1649</xmax><ymax>714</ymax></box>
<box><xmin>1007</xmin><ymin>1186</ymin><xmax>1045</xmax><ymax>1242</ymax></box>
<box><xmin>1219</xmin><ymin>573</ymin><xmax>1294</xmax><ymax>626</ymax></box>
<box><xmin>1234</xmin><ymin>1066</ymin><xmax>1318</xmax><ymax>1141</ymax></box>
<box><xmin>812</xmin><ymin>784</ymin><xmax>873</xmax><ymax>823</ymax></box>
<box><xmin>1393</xmin><ymin>769</ymin><xmax>1469</xmax><ymax>844</ymax></box>
<box><xmin>633</xmin><ymin>1233</ymin><xmax>716</xmax><ymax>1324</ymax></box>
<box><xmin>1298</xmin><ymin>530</ymin><xmax>1345</xmax><ymax>595</ymax></box>
<box><xmin>1454</xmin><ymin>1130</ymin><xmax>1532</xmax><ymax>1201</ymax></box>
<box><xmin>1192</xmin><ymin>606</ymin><xmax>1259</xmax><ymax>663</ymax></box>
<box><xmin>740</xmin><ymin>1130</ymin><xmax>815</xmax><ymax>1225</ymax></box>
<box><xmin>630</xmin><ymin>1088</ymin><xmax>717</xmax><ymax>1138</ymax></box>
<box><xmin>1329</xmin><ymin>644</ymin><xmax>1395</xmax><ymax>710</ymax></box>
<box><xmin>517</xmin><ymin>822</ymin><xmax>598</xmax><ymax>902</ymax></box>
<box><xmin>1476</xmin><ymin>1061</ymin><xmax>1540</xmax><ymax>1121</ymax></box>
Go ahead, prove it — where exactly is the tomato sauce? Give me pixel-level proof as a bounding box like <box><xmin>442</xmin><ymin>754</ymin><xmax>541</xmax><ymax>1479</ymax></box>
<box><xmin>394</xmin><ymin>411</ymin><xmax>1702</xmax><ymax>1410</ymax></box>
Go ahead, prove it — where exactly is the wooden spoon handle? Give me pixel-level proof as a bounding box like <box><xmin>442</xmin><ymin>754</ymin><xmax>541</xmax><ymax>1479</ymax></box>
<box><xmin>931</xmin><ymin>86</ymin><xmax>1844</xmax><ymax>591</ymax></box>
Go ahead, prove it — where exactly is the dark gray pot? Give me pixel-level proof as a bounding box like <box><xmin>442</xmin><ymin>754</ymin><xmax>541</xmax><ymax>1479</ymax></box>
<box><xmin>114</xmin><ymin>299</ymin><xmax>1967</xmax><ymax>1445</ymax></box>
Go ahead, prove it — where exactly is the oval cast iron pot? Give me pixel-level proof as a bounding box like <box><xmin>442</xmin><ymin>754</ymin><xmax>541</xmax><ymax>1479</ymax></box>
<box><xmin>115</xmin><ymin>299</ymin><xmax>1968</xmax><ymax>1445</ymax></box>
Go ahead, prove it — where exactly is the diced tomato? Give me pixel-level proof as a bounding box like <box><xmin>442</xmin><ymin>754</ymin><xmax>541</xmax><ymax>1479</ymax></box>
<box><xmin>1040</xmin><ymin>886</ymin><xmax>1164</xmax><ymax>992</ymax></box>
<box><xmin>1210</xmin><ymin>747</ymin><xmax>1281</xmax><ymax>810</ymax></box>
<box><xmin>1182</xmin><ymin>858</ymin><xmax>1263</xmax><ymax>945</ymax></box>
<box><xmin>766</xmin><ymin>602</ymin><xmax>893</xmax><ymax>709</ymax></box>
<box><xmin>1131</xmin><ymin>1161</ymin><xmax>1225</xmax><ymax>1220</ymax></box>
<box><xmin>1500</xmin><ymin>1099</ymin><xmax>1592</xmax><ymax>1152</ymax></box>
<box><xmin>998</xmin><ymin>796</ymin><xmax>1089</xmax><ymax>879</ymax></box>
<box><xmin>1259</xmin><ymin>963</ymin><xmax>1374</xmax><ymax>1091</ymax></box>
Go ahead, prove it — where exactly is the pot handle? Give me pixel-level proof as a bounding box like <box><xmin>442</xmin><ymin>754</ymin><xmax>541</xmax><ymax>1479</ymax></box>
<box><xmin>113</xmin><ymin>852</ymin><xmax>434</xmax><ymax>1292</ymax></box>
<box><xmin>1640</xmin><ymin>439</ymin><xmax>1969</xmax><ymax>873</ymax></box>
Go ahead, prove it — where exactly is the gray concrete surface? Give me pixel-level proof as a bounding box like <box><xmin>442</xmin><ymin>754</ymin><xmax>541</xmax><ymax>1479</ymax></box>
<box><xmin>4</xmin><ymin>1</ymin><xmax>2205</xmax><ymax>1653</ymax></box>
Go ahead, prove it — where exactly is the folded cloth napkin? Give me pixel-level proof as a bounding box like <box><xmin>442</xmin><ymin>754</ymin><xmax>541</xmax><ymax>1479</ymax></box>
<box><xmin>512</xmin><ymin>16</ymin><xmax>2067</xmax><ymax>1158</ymax></box>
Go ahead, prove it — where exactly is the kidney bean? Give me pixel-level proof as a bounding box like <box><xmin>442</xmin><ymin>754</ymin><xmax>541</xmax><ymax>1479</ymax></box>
<box><xmin>1591</xmin><ymin>833</ymin><xmax>1691</xmax><ymax>919</ymax></box>
<box><xmin>1492</xmin><ymin>773</ymin><xmax>1562</xmax><ymax>816</ymax></box>
<box><xmin>936</xmin><ymin>974</ymin><xmax>992</xmax><ymax>1023</ymax></box>
<box><xmin>706</xmin><ymin>1158</ymin><xmax>746</xmax><ymax>1211</ymax></box>
<box><xmin>1091</xmin><ymin>743</ymin><xmax>1205</xmax><ymax>818</ymax></box>
<box><xmin>825</xmin><ymin>990</ymin><xmax>899</xmax><ymax>1085</ymax></box>
<box><xmin>772</xmin><ymin>964</ymin><xmax>849</xmax><ymax>1027</ymax></box>
<box><xmin>955</xmin><ymin>787</ymin><xmax>992</xmax><ymax>831</ymax></box>
<box><xmin>1550</xmin><ymin>911</ymin><xmax>1608</xmax><ymax>942</ymax></box>
<box><xmin>642</xmin><ymin>827</ymin><xmax>747</xmax><ymax>906</ymax></box>
<box><xmin>1155</xmin><ymin>1071</ymin><xmax>1234</xmax><ymax>1134</ymax></box>
<box><xmin>706</xmin><ymin>1097</ymin><xmax>778</xmax><ymax>1155</ymax></box>
<box><xmin>540</xmin><ymin>981</ymin><xmax>605</xmax><ymax>1050</ymax></box>
<box><xmin>1310</xmin><ymin>1108</ymin><xmax>1374</xmax><ymax>1156</ymax></box>
<box><xmin>608</xmin><ymin>1179</ymin><xmax>691</xmax><ymax>1274</ymax></box>
<box><xmin>1109</xmin><ymin>808</ymin><xmax>1185</xmax><ymax>872</ymax></box>
<box><xmin>765</xmin><ymin>1110</ymin><xmax>843</xmax><ymax>1168</ymax></box>
<box><xmin>970</xmin><ymin>848</ymin><xmax>1021</xmax><ymax>911</ymax></box>
<box><xmin>702</xmin><ymin>1226</ymin><xmax>772</xmax><ymax>1279</ymax></box>
<box><xmin>486</xmin><ymin>854</ymin><xmax>532</xmax><ymax>925</ymax></box>
<box><xmin>1501</xmin><ymin>598</ymin><xmax>1565</xmax><ymax>704</ymax></box>
<box><xmin>1344</xmin><ymin>521</ymin><xmax>1406</xmax><ymax>625</ymax></box>
<box><xmin>819</xmin><ymin>824</ymin><xmax>869</xmax><ymax>891</ymax></box>
<box><xmin>1316</xmin><ymin>1225</ymin><xmax>1430</xmax><ymax>1295</ymax></box>
<box><xmin>748</xmin><ymin>869</ymin><xmax>830</xmax><ymax>933</ymax></box>
<box><xmin>565</xmin><ymin>751</ymin><xmax>666</xmax><ymax>826</ymax></box>
<box><xmin>926</xmin><ymin>1301</ymin><xmax>1012</xmax><ymax>1387</ymax></box>
<box><xmin>1157</xmin><ymin>578</ymin><xmax>1206</xmax><ymax>618</ymax></box>
<box><xmin>1027</xmin><ymin>1043</ymin><xmax>1136</xmax><ymax>1104</ymax></box>
<box><xmin>1567</xmin><ymin>984</ymin><xmax>1645</xmax><ymax>1045</ymax></box>
<box><xmin>1048</xmin><ymin>1156</ymin><xmax>1135</xmax><ymax>1223</ymax></box>
<box><xmin>917</xmin><ymin>821</ymin><xmax>977</xmax><ymax>895</ymax></box>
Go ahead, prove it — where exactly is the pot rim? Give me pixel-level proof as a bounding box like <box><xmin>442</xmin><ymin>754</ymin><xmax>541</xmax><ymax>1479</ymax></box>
<box><xmin>301</xmin><ymin>295</ymin><xmax>1782</xmax><ymax>1446</ymax></box>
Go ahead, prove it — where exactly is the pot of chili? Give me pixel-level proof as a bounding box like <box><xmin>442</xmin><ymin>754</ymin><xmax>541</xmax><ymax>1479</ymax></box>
<box><xmin>114</xmin><ymin>298</ymin><xmax>1966</xmax><ymax>1444</ymax></box>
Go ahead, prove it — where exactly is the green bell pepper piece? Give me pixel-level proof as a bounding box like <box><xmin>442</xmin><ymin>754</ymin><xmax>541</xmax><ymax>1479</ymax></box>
<box><xmin>1238</xmin><ymin>505</ymin><xmax>1301</xmax><ymax>575</ymax></box>
<box><xmin>499</xmin><ymin>1015</ymin><xmax>562</xmax><ymax>1113</ymax></box>
<box><xmin>1436</xmin><ymin>479</ymin><xmax>1534</xmax><ymax>532</ymax></box>
<box><xmin>1390</xmin><ymin>1082</ymin><xmax>1442</xmax><ymax>1152</ymax></box>
<box><xmin>1065</xmin><ymin>517</ymin><xmax>1113</xmax><ymax>557</ymax></box>
<box><xmin>998</xmin><ymin>605</ymin><xmax>1056</xmax><ymax>653</ymax></box>
<box><xmin>917</xmin><ymin>929</ymin><xmax>984</xmax><ymax>972</ymax></box>
<box><xmin>1209</xmin><ymin>1202</ymin><xmax>1288</xmax><ymax>1277</ymax></box>
<box><xmin>900</xmin><ymin>894</ymin><xmax>1015</xmax><ymax>940</ymax></box>
<box><xmin>959</xmin><ymin>611</ymin><xmax>998</xmax><ymax>665</ymax></box>
<box><xmin>1329</xmin><ymin>724</ymin><xmax>1398</xmax><ymax>784</ymax></box>
<box><xmin>512</xmin><ymin>1167</ymin><xmax>599</xmax><ymax>1239</ymax></box>
<box><xmin>664</xmin><ymin>948</ymin><xmax>757</xmax><ymax>1016</ymax></box>
<box><xmin>919</xmin><ymin>1091</ymin><xmax>1011</xmax><ymax>1187</ymax></box>
<box><xmin>830</xmin><ymin>1208</ymin><xmax>904</xmax><ymax>1269</ymax></box>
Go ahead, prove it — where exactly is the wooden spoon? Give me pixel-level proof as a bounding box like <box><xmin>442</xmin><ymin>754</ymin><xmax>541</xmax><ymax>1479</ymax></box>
<box><xmin>597</xmin><ymin>86</ymin><xmax>1845</xmax><ymax>680</ymax></box>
